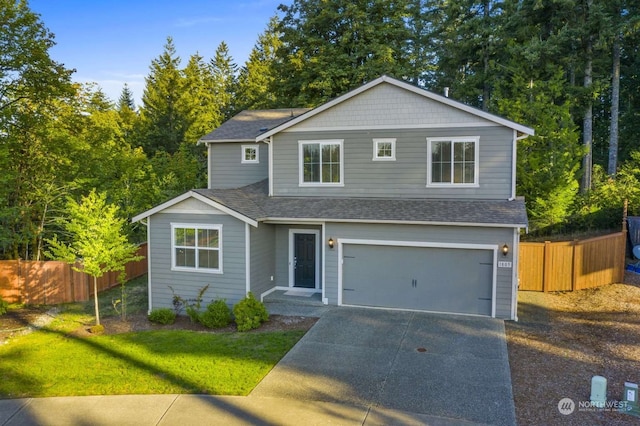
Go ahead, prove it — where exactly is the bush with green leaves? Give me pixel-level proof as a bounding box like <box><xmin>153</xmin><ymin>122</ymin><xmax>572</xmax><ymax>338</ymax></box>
<box><xmin>233</xmin><ymin>292</ymin><xmax>269</xmax><ymax>332</ymax></box>
<box><xmin>199</xmin><ymin>299</ymin><xmax>232</xmax><ymax>329</ymax></box>
<box><xmin>148</xmin><ymin>308</ymin><xmax>176</xmax><ymax>325</ymax></box>
<box><xmin>0</xmin><ymin>298</ymin><xmax>8</xmax><ymax>316</ymax></box>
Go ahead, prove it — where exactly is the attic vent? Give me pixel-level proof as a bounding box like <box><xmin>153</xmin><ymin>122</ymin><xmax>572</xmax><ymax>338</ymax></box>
<box><xmin>259</xmin><ymin>127</ymin><xmax>268</xmax><ymax>132</ymax></box>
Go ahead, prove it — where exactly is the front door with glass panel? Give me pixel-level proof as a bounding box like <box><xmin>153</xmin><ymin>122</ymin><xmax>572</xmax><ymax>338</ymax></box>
<box><xmin>294</xmin><ymin>233</ymin><xmax>316</xmax><ymax>288</ymax></box>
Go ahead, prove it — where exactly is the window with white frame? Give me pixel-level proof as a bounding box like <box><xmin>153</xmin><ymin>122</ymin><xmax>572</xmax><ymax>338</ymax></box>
<box><xmin>299</xmin><ymin>140</ymin><xmax>343</xmax><ymax>185</ymax></box>
<box><xmin>171</xmin><ymin>224</ymin><xmax>222</xmax><ymax>273</ymax></box>
<box><xmin>373</xmin><ymin>138</ymin><xmax>396</xmax><ymax>161</ymax></box>
<box><xmin>241</xmin><ymin>145</ymin><xmax>259</xmax><ymax>163</ymax></box>
<box><xmin>427</xmin><ymin>137</ymin><xmax>479</xmax><ymax>186</ymax></box>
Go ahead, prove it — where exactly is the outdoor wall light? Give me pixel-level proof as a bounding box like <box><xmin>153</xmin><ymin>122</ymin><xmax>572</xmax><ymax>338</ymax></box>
<box><xmin>502</xmin><ymin>244</ymin><xmax>509</xmax><ymax>257</ymax></box>
<box><xmin>328</xmin><ymin>238</ymin><xmax>334</xmax><ymax>249</ymax></box>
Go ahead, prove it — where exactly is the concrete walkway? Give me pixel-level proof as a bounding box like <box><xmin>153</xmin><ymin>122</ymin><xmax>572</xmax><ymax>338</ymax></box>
<box><xmin>0</xmin><ymin>307</ymin><xmax>515</xmax><ymax>426</ymax></box>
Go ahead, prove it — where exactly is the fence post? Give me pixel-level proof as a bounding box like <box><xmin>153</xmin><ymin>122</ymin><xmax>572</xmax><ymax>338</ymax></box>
<box><xmin>572</xmin><ymin>239</ymin><xmax>579</xmax><ymax>291</ymax></box>
<box><xmin>543</xmin><ymin>241</ymin><xmax>551</xmax><ymax>292</ymax></box>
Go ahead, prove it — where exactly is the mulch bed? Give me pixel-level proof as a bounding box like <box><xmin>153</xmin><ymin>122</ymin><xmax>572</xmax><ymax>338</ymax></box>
<box><xmin>0</xmin><ymin>307</ymin><xmax>317</xmax><ymax>344</ymax></box>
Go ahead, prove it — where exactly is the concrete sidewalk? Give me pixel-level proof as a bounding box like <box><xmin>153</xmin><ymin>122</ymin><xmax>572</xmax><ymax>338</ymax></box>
<box><xmin>0</xmin><ymin>394</ymin><xmax>485</xmax><ymax>425</ymax></box>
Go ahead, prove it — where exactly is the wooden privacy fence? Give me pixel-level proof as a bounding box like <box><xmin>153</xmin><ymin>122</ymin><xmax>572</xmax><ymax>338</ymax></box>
<box><xmin>518</xmin><ymin>232</ymin><xmax>626</xmax><ymax>292</ymax></box>
<box><xmin>0</xmin><ymin>243</ymin><xmax>147</xmax><ymax>304</ymax></box>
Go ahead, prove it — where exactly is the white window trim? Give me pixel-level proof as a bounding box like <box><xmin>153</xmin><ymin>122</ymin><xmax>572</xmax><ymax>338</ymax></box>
<box><xmin>298</xmin><ymin>139</ymin><xmax>344</xmax><ymax>187</ymax></box>
<box><xmin>426</xmin><ymin>136</ymin><xmax>480</xmax><ymax>188</ymax></box>
<box><xmin>372</xmin><ymin>138</ymin><xmax>396</xmax><ymax>161</ymax></box>
<box><xmin>241</xmin><ymin>145</ymin><xmax>259</xmax><ymax>164</ymax></box>
<box><xmin>170</xmin><ymin>223</ymin><xmax>223</xmax><ymax>274</ymax></box>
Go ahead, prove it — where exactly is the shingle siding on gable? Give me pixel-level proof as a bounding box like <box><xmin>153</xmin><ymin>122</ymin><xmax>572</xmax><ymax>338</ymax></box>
<box><xmin>287</xmin><ymin>83</ymin><xmax>485</xmax><ymax>130</ymax></box>
<box><xmin>209</xmin><ymin>143</ymin><xmax>268</xmax><ymax>189</ymax></box>
<box><xmin>272</xmin><ymin>126</ymin><xmax>513</xmax><ymax>199</ymax></box>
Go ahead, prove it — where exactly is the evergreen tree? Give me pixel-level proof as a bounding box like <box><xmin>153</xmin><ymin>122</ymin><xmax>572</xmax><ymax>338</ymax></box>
<box><xmin>430</xmin><ymin>0</ymin><xmax>506</xmax><ymax>110</ymax></box>
<box><xmin>236</xmin><ymin>16</ymin><xmax>282</xmax><ymax>111</ymax></box>
<box><xmin>272</xmin><ymin>0</ymin><xmax>415</xmax><ymax>107</ymax></box>
<box><xmin>139</xmin><ymin>37</ymin><xmax>186</xmax><ymax>155</ymax></box>
<box><xmin>182</xmin><ymin>53</ymin><xmax>222</xmax><ymax>144</ymax></box>
<box><xmin>116</xmin><ymin>83</ymin><xmax>138</xmax><ymax>143</ymax></box>
<box><xmin>209</xmin><ymin>41</ymin><xmax>238</xmax><ymax>120</ymax></box>
<box><xmin>117</xmin><ymin>83</ymin><xmax>136</xmax><ymax>111</ymax></box>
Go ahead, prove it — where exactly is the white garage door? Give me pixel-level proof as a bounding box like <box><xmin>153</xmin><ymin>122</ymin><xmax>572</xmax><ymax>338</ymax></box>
<box><xmin>341</xmin><ymin>244</ymin><xmax>494</xmax><ymax>316</ymax></box>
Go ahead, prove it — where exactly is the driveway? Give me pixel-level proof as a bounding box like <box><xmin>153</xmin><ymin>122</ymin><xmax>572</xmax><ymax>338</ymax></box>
<box><xmin>251</xmin><ymin>308</ymin><xmax>516</xmax><ymax>425</ymax></box>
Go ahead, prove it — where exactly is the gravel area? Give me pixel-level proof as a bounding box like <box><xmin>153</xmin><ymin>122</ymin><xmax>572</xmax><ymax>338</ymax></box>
<box><xmin>507</xmin><ymin>271</ymin><xmax>640</xmax><ymax>425</ymax></box>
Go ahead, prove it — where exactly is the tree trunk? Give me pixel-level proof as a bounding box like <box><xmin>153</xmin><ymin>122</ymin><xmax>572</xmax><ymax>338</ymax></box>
<box><xmin>482</xmin><ymin>0</ymin><xmax>490</xmax><ymax>112</ymax></box>
<box><xmin>581</xmin><ymin>38</ymin><xmax>593</xmax><ymax>193</ymax></box>
<box><xmin>94</xmin><ymin>276</ymin><xmax>100</xmax><ymax>326</ymax></box>
<box><xmin>608</xmin><ymin>32</ymin><xmax>621</xmax><ymax>176</ymax></box>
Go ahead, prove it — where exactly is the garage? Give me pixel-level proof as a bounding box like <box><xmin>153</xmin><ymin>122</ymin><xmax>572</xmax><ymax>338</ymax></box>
<box><xmin>341</xmin><ymin>243</ymin><xmax>495</xmax><ymax>316</ymax></box>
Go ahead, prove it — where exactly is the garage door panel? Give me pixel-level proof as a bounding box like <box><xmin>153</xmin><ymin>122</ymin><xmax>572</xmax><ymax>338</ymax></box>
<box><xmin>342</xmin><ymin>244</ymin><xmax>493</xmax><ymax>316</ymax></box>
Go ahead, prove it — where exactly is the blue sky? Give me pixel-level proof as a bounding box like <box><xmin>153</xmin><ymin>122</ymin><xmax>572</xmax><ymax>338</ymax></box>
<box><xmin>29</xmin><ymin>0</ymin><xmax>287</xmax><ymax>106</ymax></box>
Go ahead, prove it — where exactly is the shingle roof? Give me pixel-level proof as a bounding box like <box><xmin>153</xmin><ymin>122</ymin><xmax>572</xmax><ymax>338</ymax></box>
<box><xmin>199</xmin><ymin>109</ymin><xmax>311</xmax><ymax>143</ymax></box>
<box><xmin>194</xmin><ymin>180</ymin><xmax>528</xmax><ymax>227</ymax></box>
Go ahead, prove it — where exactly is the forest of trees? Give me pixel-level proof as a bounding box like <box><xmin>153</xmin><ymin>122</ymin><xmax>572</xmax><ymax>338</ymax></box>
<box><xmin>1</xmin><ymin>0</ymin><xmax>639</xmax><ymax>260</ymax></box>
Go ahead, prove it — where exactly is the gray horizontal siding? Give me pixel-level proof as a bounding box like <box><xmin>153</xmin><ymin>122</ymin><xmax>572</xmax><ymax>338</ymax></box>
<box><xmin>323</xmin><ymin>223</ymin><xmax>515</xmax><ymax>319</ymax></box>
<box><xmin>250</xmin><ymin>223</ymin><xmax>276</xmax><ymax>298</ymax></box>
<box><xmin>272</xmin><ymin>127</ymin><xmax>513</xmax><ymax>199</ymax></box>
<box><xmin>209</xmin><ymin>142</ymin><xmax>268</xmax><ymax>189</ymax></box>
<box><xmin>149</xmin><ymin>213</ymin><xmax>247</xmax><ymax>311</ymax></box>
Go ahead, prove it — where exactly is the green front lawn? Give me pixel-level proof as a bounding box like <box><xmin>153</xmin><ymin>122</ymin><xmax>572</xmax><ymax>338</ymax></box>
<box><xmin>0</xmin><ymin>321</ymin><xmax>303</xmax><ymax>398</ymax></box>
<box><xmin>0</xmin><ymin>276</ymin><xmax>304</xmax><ymax>398</ymax></box>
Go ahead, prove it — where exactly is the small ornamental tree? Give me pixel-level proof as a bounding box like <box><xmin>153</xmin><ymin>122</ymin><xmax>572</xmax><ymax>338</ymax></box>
<box><xmin>45</xmin><ymin>190</ymin><xmax>143</xmax><ymax>325</ymax></box>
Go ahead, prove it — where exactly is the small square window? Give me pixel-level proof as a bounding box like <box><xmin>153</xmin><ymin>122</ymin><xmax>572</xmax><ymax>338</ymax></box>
<box><xmin>373</xmin><ymin>138</ymin><xmax>396</xmax><ymax>161</ymax></box>
<box><xmin>242</xmin><ymin>145</ymin><xmax>259</xmax><ymax>163</ymax></box>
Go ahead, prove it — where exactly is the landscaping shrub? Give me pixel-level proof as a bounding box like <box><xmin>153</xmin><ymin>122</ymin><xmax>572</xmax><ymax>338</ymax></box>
<box><xmin>0</xmin><ymin>298</ymin><xmax>8</xmax><ymax>316</ymax></box>
<box><xmin>148</xmin><ymin>308</ymin><xmax>176</xmax><ymax>325</ymax></box>
<box><xmin>199</xmin><ymin>299</ymin><xmax>231</xmax><ymax>329</ymax></box>
<box><xmin>89</xmin><ymin>324</ymin><xmax>105</xmax><ymax>335</ymax></box>
<box><xmin>233</xmin><ymin>292</ymin><xmax>269</xmax><ymax>332</ymax></box>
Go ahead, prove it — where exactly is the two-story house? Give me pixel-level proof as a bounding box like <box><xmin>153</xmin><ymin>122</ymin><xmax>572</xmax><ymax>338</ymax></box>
<box><xmin>132</xmin><ymin>75</ymin><xmax>533</xmax><ymax>320</ymax></box>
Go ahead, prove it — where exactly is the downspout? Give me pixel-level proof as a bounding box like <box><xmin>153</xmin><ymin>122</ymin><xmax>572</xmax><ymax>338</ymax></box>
<box><xmin>139</xmin><ymin>218</ymin><xmax>152</xmax><ymax>314</ymax></box>
<box><xmin>511</xmin><ymin>227</ymin><xmax>520</xmax><ymax>321</ymax></box>
<box><xmin>510</xmin><ymin>131</ymin><xmax>530</xmax><ymax>201</ymax></box>
<box><xmin>262</xmin><ymin>136</ymin><xmax>273</xmax><ymax>196</ymax></box>
<box><xmin>207</xmin><ymin>142</ymin><xmax>212</xmax><ymax>189</ymax></box>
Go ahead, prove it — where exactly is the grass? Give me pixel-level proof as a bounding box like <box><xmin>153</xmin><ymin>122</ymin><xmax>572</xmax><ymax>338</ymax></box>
<box><xmin>0</xmin><ymin>275</ymin><xmax>306</xmax><ymax>399</ymax></box>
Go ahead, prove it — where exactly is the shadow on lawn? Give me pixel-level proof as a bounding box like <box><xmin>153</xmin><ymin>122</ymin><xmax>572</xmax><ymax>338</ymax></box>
<box><xmin>0</xmin><ymin>314</ymin><xmax>304</xmax><ymax>426</ymax></box>
<box><xmin>507</xmin><ymin>293</ymin><xmax>640</xmax><ymax>426</ymax></box>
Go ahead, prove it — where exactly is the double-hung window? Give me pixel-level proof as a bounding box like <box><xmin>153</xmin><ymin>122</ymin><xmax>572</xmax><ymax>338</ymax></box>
<box><xmin>171</xmin><ymin>224</ymin><xmax>222</xmax><ymax>273</ymax></box>
<box><xmin>427</xmin><ymin>137</ymin><xmax>479</xmax><ymax>187</ymax></box>
<box><xmin>299</xmin><ymin>139</ymin><xmax>343</xmax><ymax>186</ymax></box>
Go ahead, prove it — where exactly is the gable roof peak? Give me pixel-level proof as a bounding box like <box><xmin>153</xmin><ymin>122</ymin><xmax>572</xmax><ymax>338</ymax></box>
<box><xmin>257</xmin><ymin>75</ymin><xmax>534</xmax><ymax>140</ymax></box>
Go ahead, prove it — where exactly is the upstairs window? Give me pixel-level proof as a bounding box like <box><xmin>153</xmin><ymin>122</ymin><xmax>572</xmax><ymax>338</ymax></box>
<box><xmin>427</xmin><ymin>137</ymin><xmax>479</xmax><ymax>187</ymax></box>
<box><xmin>171</xmin><ymin>224</ymin><xmax>222</xmax><ymax>273</ymax></box>
<box><xmin>299</xmin><ymin>140</ymin><xmax>343</xmax><ymax>186</ymax></box>
<box><xmin>373</xmin><ymin>138</ymin><xmax>396</xmax><ymax>161</ymax></box>
<box><xmin>242</xmin><ymin>145</ymin><xmax>259</xmax><ymax>163</ymax></box>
